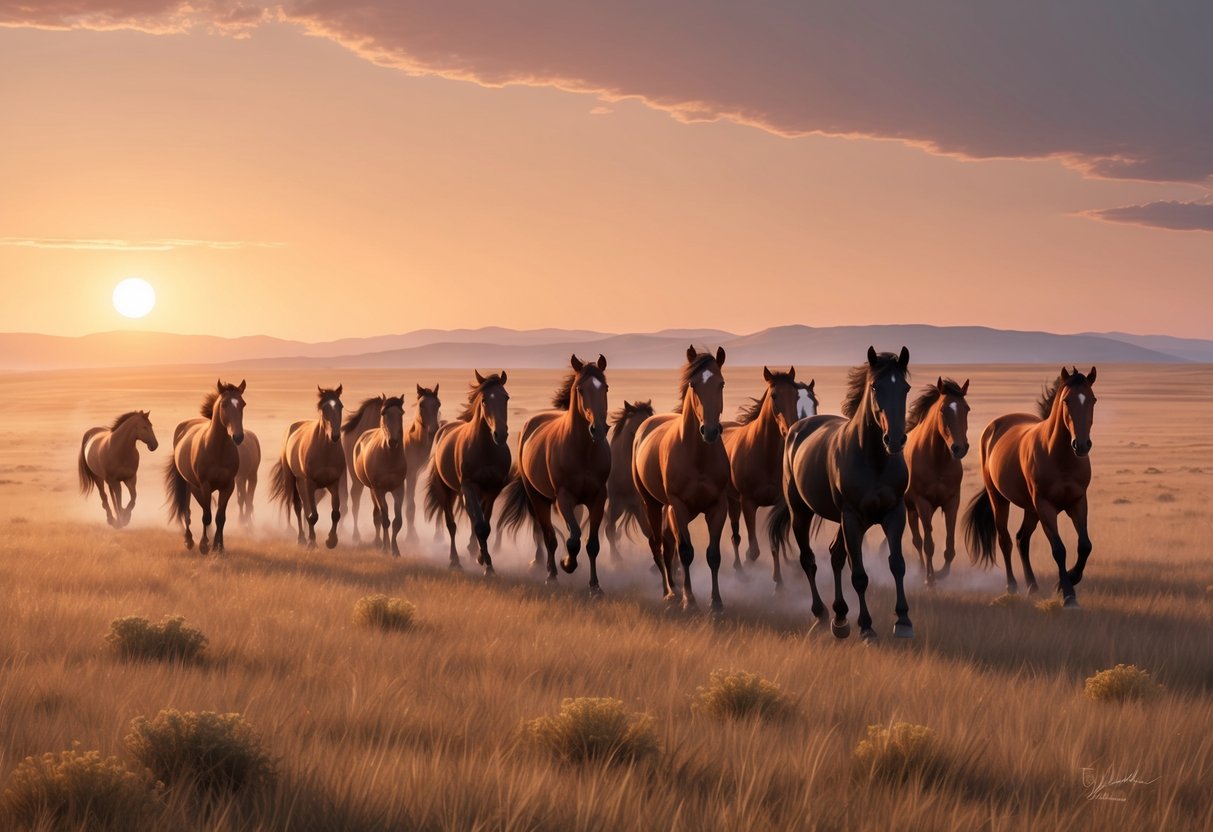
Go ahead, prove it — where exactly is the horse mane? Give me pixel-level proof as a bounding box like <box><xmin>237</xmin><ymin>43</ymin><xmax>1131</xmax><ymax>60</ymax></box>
<box><xmin>673</xmin><ymin>351</ymin><xmax>720</xmax><ymax>414</ymax></box>
<box><xmin>342</xmin><ymin>396</ymin><xmax>384</xmax><ymax>435</ymax></box>
<box><xmin>551</xmin><ymin>365</ymin><xmax>606</xmax><ymax>410</ymax></box>
<box><xmin>456</xmin><ymin>373</ymin><xmax>507</xmax><ymax>422</ymax></box>
<box><xmin>1037</xmin><ymin>370</ymin><xmax>1089</xmax><ymax>420</ymax></box>
<box><xmin>841</xmin><ymin>353</ymin><xmax>908</xmax><ymax>418</ymax></box>
<box><xmin>200</xmin><ymin>384</ymin><xmax>242</xmax><ymax>418</ymax></box>
<box><xmin>906</xmin><ymin>378</ymin><xmax>966</xmax><ymax>431</ymax></box>
<box><xmin>609</xmin><ymin>400</ymin><xmax>654</xmax><ymax>439</ymax></box>
<box><xmin>382</xmin><ymin>395</ymin><xmax>405</xmax><ymax>411</ymax></box>
<box><xmin>735</xmin><ymin>369</ymin><xmax>795</xmax><ymax>424</ymax></box>
<box><xmin>108</xmin><ymin>411</ymin><xmax>143</xmax><ymax>431</ymax></box>
<box><xmin>416</xmin><ymin>386</ymin><xmax>439</xmax><ymax>402</ymax></box>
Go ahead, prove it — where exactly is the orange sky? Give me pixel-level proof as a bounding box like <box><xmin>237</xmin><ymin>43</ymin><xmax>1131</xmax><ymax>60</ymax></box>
<box><xmin>2</xmin><ymin>10</ymin><xmax>1211</xmax><ymax>340</ymax></box>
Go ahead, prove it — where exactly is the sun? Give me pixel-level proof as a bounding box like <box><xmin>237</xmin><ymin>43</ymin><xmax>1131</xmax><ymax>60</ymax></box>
<box><xmin>112</xmin><ymin>278</ymin><xmax>156</xmax><ymax>319</ymax></box>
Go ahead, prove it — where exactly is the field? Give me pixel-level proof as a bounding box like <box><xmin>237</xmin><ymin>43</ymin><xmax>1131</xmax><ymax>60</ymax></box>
<box><xmin>1</xmin><ymin>363</ymin><xmax>1212</xmax><ymax>830</ymax></box>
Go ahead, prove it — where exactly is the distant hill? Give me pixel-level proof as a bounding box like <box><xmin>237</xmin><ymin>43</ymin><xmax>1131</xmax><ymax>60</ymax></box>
<box><xmin>0</xmin><ymin>324</ymin><xmax>1197</xmax><ymax>371</ymax></box>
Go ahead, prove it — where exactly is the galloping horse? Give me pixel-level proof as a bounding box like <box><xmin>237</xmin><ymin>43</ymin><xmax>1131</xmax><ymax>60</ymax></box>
<box><xmin>234</xmin><ymin>430</ymin><xmax>261</xmax><ymax>528</ymax></box>
<box><xmin>424</xmin><ymin>371</ymin><xmax>511</xmax><ymax>574</ymax></box>
<box><xmin>603</xmin><ymin>399</ymin><xmax>655</xmax><ymax>560</ymax></box>
<box><xmin>963</xmin><ymin>367</ymin><xmax>1098</xmax><ymax>606</ymax></box>
<box><xmin>722</xmin><ymin>368</ymin><xmax>807</xmax><ymax>584</ymax></box>
<box><xmin>404</xmin><ymin>385</ymin><xmax>442</xmax><ymax>542</ymax></box>
<box><xmin>769</xmin><ymin>348</ymin><xmax>914</xmax><ymax>640</ymax></box>
<box><xmin>499</xmin><ymin>355</ymin><xmax>611</xmax><ymax>591</ymax></box>
<box><xmin>903</xmin><ymin>378</ymin><xmax>970</xmax><ymax>585</ymax></box>
<box><xmin>78</xmin><ymin>410</ymin><xmax>158</xmax><ymax>526</ymax></box>
<box><xmin>633</xmin><ymin>346</ymin><xmax>730</xmax><ymax>611</ymax></box>
<box><xmin>795</xmin><ymin>379</ymin><xmax>820</xmax><ymax>422</ymax></box>
<box><xmin>352</xmin><ymin>395</ymin><xmax>408</xmax><ymax>556</ymax></box>
<box><xmin>164</xmin><ymin>380</ymin><xmax>246</xmax><ymax>553</ymax></box>
<box><xmin>270</xmin><ymin>386</ymin><xmax>346</xmax><ymax>549</ymax></box>
<box><xmin>341</xmin><ymin>395</ymin><xmax>385</xmax><ymax>544</ymax></box>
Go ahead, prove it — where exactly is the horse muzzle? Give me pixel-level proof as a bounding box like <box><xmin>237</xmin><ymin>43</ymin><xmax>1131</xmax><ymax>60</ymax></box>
<box><xmin>232</xmin><ymin>432</ymin><xmax>245</xmax><ymax>446</ymax></box>
<box><xmin>493</xmin><ymin>430</ymin><xmax>508</xmax><ymax>446</ymax></box>
<box><xmin>951</xmin><ymin>442</ymin><xmax>969</xmax><ymax>459</ymax></box>
<box><xmin>700</xmin><ymin>425</ymin><xmax>722</xmax><ymax>444</ymax></box>
<box><xmin>882</xmin><ymin>433</ymin><xmax>905</xmax><ymax>455</ymax></box>
<box><xmin>388</xmin><ymin>438</ymin><xmax>402</xmax><ymax>450</ymax></box>
<box><xmin>1072</xmin><ymin>438</ymin><xmax>1093</xmax><ymax>457</ymax></box>
<box><xmin>147</xmin><ymin>440</ymin><xmax>160</xmax><ymax>452</ymax></box>
<box><xmin>589</xmin><ymin>423</ymin><xmax>607</xmax><ymax>442</ymax></box>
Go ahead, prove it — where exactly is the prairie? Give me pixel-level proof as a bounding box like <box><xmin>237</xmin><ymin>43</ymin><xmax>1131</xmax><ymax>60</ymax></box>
<box><xmin>1</xmin><ymin>363</ymin><xmax>1211</xmax><ymax>830</ymax></box>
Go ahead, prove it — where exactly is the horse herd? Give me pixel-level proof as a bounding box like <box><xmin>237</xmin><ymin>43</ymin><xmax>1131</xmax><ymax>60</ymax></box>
<box><xmin>77</xmin><ymin>345</ymin><xmax>1099</xmax><ymax>640</ymax></box>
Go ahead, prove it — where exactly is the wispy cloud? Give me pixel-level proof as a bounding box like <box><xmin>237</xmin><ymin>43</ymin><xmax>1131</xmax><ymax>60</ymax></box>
<box><xmin>0</xmin><ymin>237</ymin><xmax>285</xmax><ymax>251</ymax></box>
<box><xmin>1082</xmin><ymin>201</ymin><xmax>1213</xmax><ymax>233</ymax></box>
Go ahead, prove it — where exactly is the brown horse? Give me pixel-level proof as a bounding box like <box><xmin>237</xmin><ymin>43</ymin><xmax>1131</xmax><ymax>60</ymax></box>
<box><xmin>78</xmin><ymin>410</ymin><xmax>158</xmax><ymax>526</ymax></box>
<box><xmin>269</xmin><ymin>386</ymin><xmax>346</xmax><ymax>549</ymax></box>
<box><xmin>903</xmin><ymin>378</ymin><xmax>970</xmax><ymax>585</ymax></box>
<box><xmin>234</xmin><ymin>430</ymin><xmax>260</xmax><ymax>528</ymax></box>
<box><xmin>499</xmin><ymin>355</ymin><xmax>612</xmax><ymax>591</ymax></box>
<box><xmin>963</xmin><ymin>367</ymin><xmax>1098</xmax><ymax>607</ymax></box>
<box><xmin>424</xmin><ymin>371</ymin><xmax>511</xmax><ymax>574</ymax></box>
<box><xmin>352</xmin><ymin>395</ymin><xmax>408</xmax><ymax>556</ymax></box>
<box><xmin>603</xmin><ymin>399</ymin><xmax>655</xmax><ymax>560</ymax></box>
<box><xmin>633</xmin><ymin>346</ymin><xmax>730</xmax><ymax>611</ymax></box>
<box><xmin>341</xmin><ymin>395</ymin><xmax>385</xmax><ymax>544</ymax></box>
<box><xmin>769</xmin><ymin>348</ymin><xmax>914</xmax><ymax>640</ymax></box>
<box><xmin>404</xmin><ymin>385</ymin><xmax>442</xmax><ymax>543</ymax></box>
<box><xmin>164</xmin><ymin>380</ymin><xmax>246</xmax><ymax>553</ymax></box>
<box><xmin>723</xmin><ymin>368</ymin><xmax>807</xmax><ymax>584</ymax></box>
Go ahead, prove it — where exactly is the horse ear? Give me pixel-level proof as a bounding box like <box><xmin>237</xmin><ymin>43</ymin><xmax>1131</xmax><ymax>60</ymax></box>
<box><xmin>570</xmin><ymin>354</ymin><xmax>584</xmax><ymax>371</ymax></box>
<box><xmin>433</xmin><ymin>382</ymin><xmax>439</xmax><ymax>396</ymax></box>
<box><xmin>763</xmin><ymin>366</ymin><xmax>773</xmax><ymax>382</ymax></box>
<box><xmin>597</xmin><ymin>353</ymin><xmax>607</xmax><ymax>371</ymax></box>
<box><xmin>937</xmin><ymin>376</ymin><xmax>945</xmax><ymax>392</ymax></box>
<box><xmin>1087</xmin><ymin>366</ymin><xmax>1097</xmax><ymax>385</ymax></box>
<box><xmin>238</xmin><ymin>379</ymin><xmax>246</xmax><ymax>394</ymax></box>
<box><xmin>623</xmin><ymin>400</ymin><xmax>633</xmax><ymax>413</ymax></box>
<box><xmin>788</xmin><ymin>366</ymin><xmax>796</xmax><ymax>381</ymax></box>
<box><xmin>317</xmin><ymin>385</ymin><xmax>324</xmax><ymax>396</ymax></box>
<box><xmin>417</xmin><ymin>384</ymin><xmax>424</xmax><ymax>397</ymax></box>
<box><xmin>475</xmin><ymin>370</ymin><xmax>486</xmax><ymax>384</ymax></box>
<box><xmin>686</xmin><ymin>345</ymin><xmax>698</xmax><ymax>363</ymax></box>
<box><xmin>216</xmin><ymin>378</ymin><xmax>224</xmax><ymax>392</ymax></box>
<box><xmin>336</xmin><ymin>384</ymin><xmax>343</xmax><ymax>397</ymax></box>
<box><xmin>500</xmin><ymin>370</ymin><xmax>507</xmax><ymax>385</ymax></box>
<box><xmin>808</xmin><ymin>379</ymin><xmax>815</xmax><ymax>391</ymax></box>
<box><xmin>715</xmin><ymin>346</ymin><xmax>726</xmax><ymax>367</ymax></box>
<box><xmin>867</xmin><ymin>346</ymin><xmax>878</xmax><ymax>367</ymax></box>
<box><xmin>898</xmin><ymin>346</ymin><xmax>910</xmax><ymax>368</ymax></box>
<box><xmin>1060</xmin><ymin>366</ymin><xmax>1071</xmax><ymax>381</ymax></box>
<box><xmin>961</xmin><ymin>379</ymin><xmax>970</xmax><ymax>395</ymax></box>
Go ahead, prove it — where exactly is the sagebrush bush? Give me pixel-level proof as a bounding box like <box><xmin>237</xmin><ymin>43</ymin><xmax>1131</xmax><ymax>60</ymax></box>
<box><xmin>527</xmin><ymin>697</ymin><xmax>658</xmax><ymax>764</ymax></box>
<box><xmin>125</xmin><ymin>710</ymin><xmax>276</xmax><ymax>797</ymax></box>
<box><xmin>1084</xmin><ymin>664</ymin><xmax>1163</xmax><ymax>703</ymax></box>
<box><xmin>1035</xmin><ymin>598</ymin><xmax>1064</xmax><ymax>615</ymax></box>
<box><xmin>1</xmin><ymin>748</ymin><xmax>163</xmax><ymax>831</ymax></box>
<box><xmin>353</xmin><ymin>594</ymin><xmax>416</xmax><ymax>631</ymax></box>
<box><xmin>853</xmin><ymin>722</ymin><xmax>945</xmax><ymax>783</ymax></box>
<box><xmin>107</xmin><ymin>615</ymin><xmax>207</xmax><ymax>663</ymax></box>
<box><xmin>692</xmin><ymin>669</ymin><xmax>793</xmax><ymax>721</ymax></box>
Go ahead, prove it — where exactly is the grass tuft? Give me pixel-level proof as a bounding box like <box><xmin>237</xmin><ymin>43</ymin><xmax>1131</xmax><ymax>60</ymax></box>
<box><xmin>692</xmin><ymin>669</ymin><xmax>794</xmax><ymax>721</ymax></box>
<box><xmin>527</xmin><ymin>697</ymin><xmax>658</xmax><ymax>764</ymax></box>
<box><xmin>0</xmin><ymin>748</ymin><xmax>163</xmax><ymax>831</ymax></box>
<box><xmin>853</xmin><ymin>722</ymin><xmax>946</xmax><ymax>784</ymax></box>
<box><xmin>1035</xmin><ymin>598</ymin><xmax>1064</xmax><ymax>615</ymax></box>
<box><xmin>124</xmin><ymin>710</ymin><xmax>276</xmax><ymax>798</ymax></box>
<box><xmin>353</xmin><ymin>594</ymin><xmax>416</xmax><ymax>631</ymax></box>
<box><xmin>989</xmin><ymin>593</ymin><xmax>1025</xmax><ymax>608</ymax></box>
<box><xmin>106</xmin><ymin>615</ymin><xmax>207</xmax><ymax>663</ymax></box>
<box><xmin>1084</xmin><ymin>664</ymin><xmax>1163</xmax><ymax>703</ymax></box>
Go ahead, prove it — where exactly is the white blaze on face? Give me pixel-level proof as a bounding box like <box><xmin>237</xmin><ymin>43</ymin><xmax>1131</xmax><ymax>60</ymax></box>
<box><xmin>891</xmin><ymin>374</ymin><xmax>898</xmax><ymax>384</ymax></box>
<box><xmin>1077</xmin><ymin>393</ymin><xmax>1086</xmax><ymax>405</ymax></box>
<box><xmin>797</xmin><ymin>388</ymin><xmax>817</xmax><ymax>419</ymax></box>
<box><xmin>591</xmin><ymin>378</ymin><xmax>603</xmax><ymax>389</ymax></box>
<box><xmin>229</xmin><ymin>398</ymin><xmax>240</xmax><ymax>408</ymax></box>
<box><xmin>700</xmin><ymin>369</ymin><xmax>713</xmax><ymax>385</ymax></box>
<box><xmin>949</xmin><ymin>401</ymin><xmax>960</xmax><ymax>415</ymax></box>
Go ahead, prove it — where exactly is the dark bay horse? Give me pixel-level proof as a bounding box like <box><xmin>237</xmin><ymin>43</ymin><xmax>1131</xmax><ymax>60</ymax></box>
<box><xmin>603</xmin><ymin>399</ymin><xmax>655</xmax><ymax>560</ymax></box>
<box><xmin>903</xmin><ymin>378</ymin><xmax>970</xmax><ymax>585</ymax></box>
<box><xmin>164</xmin><ymin>380</ymin><xmax>246</xmax><ymax>553</ymax></box>
<box><xmin>633</xmin><ymin>346</ymin><xmax>730</xmax><ymax>611</ymax></box>
<box><xmin>424</xmin><ymin>371</ymin><xmax>511</xmax><ymax>574</ymax></box>
<box><xmin>78</xmin><ymin>410</ymin><xmax>158</xmax><ymax>526</ymax></box>
<box><xmin>499</xmin><ymin>355</ymin><xmax>611</xmax><ymax>591</ymax></box>
<box><xmin>235</xmin><ymin>429</ymin><xmax>260</xmax><ymax>527</ymax></box>
<box><xmin>352</xmin><ymin>395</ymin><xmax>408</xmax><ymax>556</ymax></box>
<box><xmin>769</xmin><ymin>347</ymin><xmax>914</xmax><ymax>640</ymax></box>
<box><xmin>963</xmin><ymin>367</ymin><xmax>1098</xmax><ymax>607</ymax></box>
<box><xmin>270</xmin><ymin>386</ymin><xmax>346</xmax><ymax>549</ymax></box>
<box><xmin>722</xmin><ymin>368</ymin><xmax>806</xmax><ymax>584</ymax></box>
<box><xmin>404</xmin><ymin>385</ymin><xmax>442</xmax><ymax>543</ymax></box>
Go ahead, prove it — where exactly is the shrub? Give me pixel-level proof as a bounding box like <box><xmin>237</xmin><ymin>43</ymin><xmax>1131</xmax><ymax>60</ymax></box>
<box><xmin>692</xmin><ymin>669</ymin><xmax>793</xmax><ymax>721</ymax></box>
<box><xmin>853</xmin><ymin>722</ymin><xmax>945</xmax><ymax>783</ymax></box>
<box><xmin>125</xmin><ymin>710</ymin><xmax>276</xmax><ymax>797</ymax></box>
<box><xmin>1084</xmin><ymin>664</ymin><xmax>1163</xmax><ymax>703</ymax></box>
<box><xmin>353</xmin><ymin>595</ymin><xmax>416</xmax><ymax>631</ymax></box>
<box><xmin>1035</xmin><ymin>598</ymin><xmax>1064</xmax><ymax>616</ymax></box>
<box><xmin>989</xmin><ymin>593</ymin><xmax>1026</xmax><ymax>608</ymax></box>
<box><xmin>527</xmin><ymin>697</ymin><xmax>658</xmax><ymax>764</ymax></box>
<box><xmin>1</xmin><ymin>748</ymin><xmax>163</xmax><ymax>831</ymax></box>
<box><xmin>107</xmin><ymin>615</ymin><xmax>207</xmax><ymax>663</ymax></box>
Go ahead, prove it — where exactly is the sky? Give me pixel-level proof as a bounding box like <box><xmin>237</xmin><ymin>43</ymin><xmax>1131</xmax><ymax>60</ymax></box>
<box><xmin>1</xmin><ymin>1</ymin><xmax>1210</xmax><ymax>341</ymax></box>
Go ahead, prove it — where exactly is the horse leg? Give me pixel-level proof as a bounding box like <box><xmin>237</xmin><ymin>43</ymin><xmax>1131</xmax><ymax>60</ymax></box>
<box><xmin>120</xmin><ymin>476</ymin><xmax>137</xmax><ymax>526</ymax></box>
<box><xmin>585</xmin><ymin>491</ymin><xmax>606</xmax><ymax>596</ymax></box>
<box><xmin>914</xmin><ymin>497</ymin><xmax>936</xmax><ymax>587</ymax></box>
<box><xmin>476</xmin><ymin>490</ymin><xmax>499</xmax><ymax>575</ymax></box>
<box><xmin>289</xmin><ymin>475</ymin><xmax>306</xmax><ymax>545</ymax></box>
<box><xmin>939</xmin><ymin>493</ymin><xmax>959</xmax><ymax>580</ymax></box>
<box><xmin>389</xmin><ymin>486</ymin><xmax>405</xmax><ymax>557</ymax></box>
<box><xmin>788</xmin><ymin>491</ymin><xmax>827</xmax><ymax>625</ymax></box>
<box><xmin>460</xmin><ymin>483</ymin><xmax>492</xmax><ymax>574</ymax></box>
<box><xmin>1037</xmin><ymin>501</ymin><xmax>1078</xmax><ymax>607</ymax></box>
<box><xmin>741</xmin><ymin>496</ymin><xmax>761</xmax><ymax>567</ymax></box>
<box><xmin>828</xmin><ymin>528</ymin><xmax>850</xmax><ymax>638</ymax></box>
<box><xmin>705</xmin><ymin>496</ymin><xmax>727</xmax><ymax>613</ymax></box>
<box><xmin>213</xmin><ymin>483</ymin><xmax>234</xmax><ymax>553</ymax></box>
<box><xmin>107</xmin><ymin>479</ymin><xmax>125</xmax><ymax>527</ymax></box>
<box><xmin>1065</xmin><ymin>496</ymin><xmax>1092</xmax><ymax>587</ymax></box>
<box><xmin>727</xmin><ymin>492</ymin><xmax>743</xmax><ymax>571</ymax></box>
<box><xmin>302</xmin><ymin>482</ymin><xmax>320</xmax><ymax>550</ymax></box>
<box><xmin>439</xmin><ymin>486</ymin><xmax>460</xmax><ymax>570</ymax></box>
<box><xmin>97</xmin><ymin>479</ymin><xmax>116</xmax><ymax>527</ymax></box>
<box><xmin>556</xmin><ymin>490</ymin><xmax>582</xmax><ymax>574</ymax></box>
<box><xmin>639</xmin><ymin>492</ymin><xmax>672</xmax><ymax>600</ymax></box>
<box><xmin>991</xmin><ymin>491</ymin><xmax>1018</xmax><ymax>594</ymax></box>
<box><xmin>197</xmin><ymin>487</ymin><xmax>213</xmax><ymax>555</ymax></box>
<box><xmin>369</xmin><ymin>490</ymin><xmax>387</xmax><ymax>553</ymax></box>
<box><xmin>346</xmin><ymin>473</ymin><xmax>362</xmax><ymax>545</ymax></box>
<box><xmin>180</xmin><ymin>489</ymin><xmax>194</xmax><ymax>551</ymax></box>
<box><xmin>1015</xmin><ymin>510</ymin><xmax>1040</xmax><ymax>593</ymax></box>
<box><xmin>667</xmin><ymin>499</ymin><xmax>697</xmax><ymax>611</ymax></box>
<box><xmin>325</xmin><ymin>482</ymin><xmax>340</xmax><ymax>549</ymax></box>
<box><xmin>841</xmin><ymin>511</ymin><xmax>875</xmax><ymax>640</ymax></box>
<box><xmin>604</xmin><ymin>500</ymin><xmax>620</xmax><ymax>562</ymax></box>
<box><xmin>881</xmin><ymin>507</ymin><xmax>914</xmax><ymax>638</ymax></box>
<box><xmin>906</xmin><ymin>498</ymin><xmax>925</xmax><ymax>573</ymax></box>
<box><xmin>404</xmin><ymin>469</ymin><xmax>419</xmax><ymax>543</ymax></box>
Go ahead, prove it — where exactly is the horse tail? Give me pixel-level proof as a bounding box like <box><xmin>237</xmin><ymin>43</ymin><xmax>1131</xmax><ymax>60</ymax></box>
<box><xmin>78</xmin><ymin>428</ymin><xmax>104</xmax><ymax>495</ymax></box>
<box><xmin>267</xmin><ymin>458</ymin><xmax>297</xmax><ymax>517</ymax></box>
<box><xmin>615</xmin><ymin>499</ymin><xmax>645</xmax><ymax>539</ymax></box>
<box><xmin>163</xmin><ymin>458</ymin><xmax>190</xmax><ymax>524</ymax></box>
<box><xmin>963</xmin><ymin>490</ymin><xmax>997</xmax><ymax>566</ymax></box>
<box><xmin>767</xmin><ymin>499</ymin><xmax>790</xmax><ymax>557</ymax></box>
<box><xmin>496</xmin><ymin>467</ymin><xmax>534</xmax><ymax>539</ymax></box>
<box><xmin>423</xmin><ymin>461</ymin><xmax>447</xmax><ymax>524</ymax></box>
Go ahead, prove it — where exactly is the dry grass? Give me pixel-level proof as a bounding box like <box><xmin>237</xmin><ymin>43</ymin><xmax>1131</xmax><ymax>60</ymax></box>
<box><xmin>0</xmin><ymin>748</ymin><xmax>163</xmax><ymax>831</ymax></box>
<box><xmin>352</xmin><ymin>594</ymin><xmax>416</xmax><ymax>631</ymax></box>
<box><xmin>1084</xmin><ymin>664</ymin><xmax>1164</xmax><ymax>703</ymax></box>
<box><xmin>107</xmin><ymin>615</ymin><xmax>207</xmax><ymax>663</ymax></box>
<box><xmin>692</xmin><ymin>669</ymin><xmax>794</xmax><ymax>721</ymax></box>
<box><xmin>525</xmin><ymin>697</ymin><xmax>658</xmax><ymax>764</ymax></box>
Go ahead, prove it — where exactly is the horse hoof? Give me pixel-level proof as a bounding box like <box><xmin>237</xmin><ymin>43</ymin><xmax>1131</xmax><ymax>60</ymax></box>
<box><xmin>560</xmin><ymin>557</ymin><xmax>577</xmax><ymax>574</ymax></box>
<box><xmin>545</xmin><ymin>574</ymin><xmax>558</xmax><ymax>585</ymax></box>
<box><xmin>937</xmin><ymin>564</ymin><xmax>951</xmax><ymax>579</ymax></box>
<box><xmin>326</xmin><ymin>538</ymin><xmax>337</xmax><ymax>550</ymax></box>
<box><xmin>831</xmin><ymin>620</ymin><xmax>850</xmax><ymax>639</ymax></box>
<box><xmin>1027</xmin><ymin>583</ymin><xmax>1039</xmax><ymax>595</ymax></box>
<box><xmin>772</xmin><ymin>581</ymin><xmax>784</xmax><ymax>595</ymax></box>
<box><xmin>1064</xmin><ymin>596</ymin><xmax>1081</xmax><ymax>609</ymax></box>
<box><xmin>184</xmin><ymin>538</ymin><xmax>194</xmax><ymax>551</ymax></box>
<box><xmin>681</xmin><ymin>597</ymin><xmax>698</xmax><ymax>612</ymax></box>
<box><xmin>893</xmin><ymin>622</ymin><xmax>914</xmax><ymax>639</ymax></box>
<box><xmin>448</xmin><ymin>560</ymin><xmax>462</xmax><ymax>571</ymax></box>
<box><xmin>529</xmin><ymin>559</ymin><xmax>543</xmax><ymax>571</ymax></box>
<box><xmin>808</xmin><ymin>616</ymin><xmax>828</xmax><ymax>635</ymax></box>
<box><xmin>860</xmin><ymin>628</ymin><xmax>878</xmax><ymax>642</ymax></box>
<box><xmin>199</xmin><ymin>540</ymin><xmax>210</xmax><ymax>555</ymax></box>
<box><xmin>710</xmin><ymin>600</ymin><xmax>725</xmax><ymax>616</ymax></box>
<box><xmin>589</xmin><ymin>585</ymin><xmax>603</xmax><ymax>598</ymax></box>
<box><xmin>1005</xmin><ymin>583</ymin><xmax>1019</xmax><ymax>595</ymax></box>
<box><xmin>483</xmin><ymin>565</ymin><xmax>496</xmax><ymax>577</ymax></box>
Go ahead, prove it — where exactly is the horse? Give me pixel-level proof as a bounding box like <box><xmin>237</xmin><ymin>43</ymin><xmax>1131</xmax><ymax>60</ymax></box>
<box><xmin>722</xmin><ymin>368</ymin><xmax>808</xmax><ymax>585</ymax></box>
<box><xmin>768</xmin><ymin>347</ymin><xmax>914</xmax><ymax>640</ymax></box>
<box><xmin>795</xmin><ymin>379</ymin><xmax>820</xmax><ymax>421</ymax></box>
<box><xmin>498</xmin><ymin>355</ymin><xmax>611</xmax><ymax>591</ymax></box>
<box><xmin>164</xmin><ymin>380</ymin><xmax>246</xmax><ymax>553</ymax></box>
<box><xmin>352</xmin><ymin>395</ymin><xmax>408</xmax><ymax>556</ymax></box>
<box><xmin>424</xmin><ymin>371</ymin><xmax>511</xmax><ymax>574</ymax></box>
<box><xmin>404</xmin><ymin>385</ymin><xmax>442</xmax><ymax>543</ymax></box>
<box><xmin>632</xmin><ymin>346</ymin><xmax>730</xmax><ymax>612</ymax></box>
<box><xmin>603</xmin><ymin>399</ymin><xmax>655</xmax><ymax>560</ymax></box>
<box><xmin>269</xmin><ymin>386</ymin><xmax>346</xmax><ymax>549</ymax></box>
<box><xmin>78</xmin><ymin>410</ymin><xmax>158</xmax><ymax>526</ymax></box>
<box><xmin>962</xmin><ymin>367</ymin><xmax>1098</xmax><ymax>607</ymax></box>
<box><xmin>234</xmin><ymin>430</ymin><xmax>261</xmax><ymax>528</ymax></box>
<box><xmin>902</xmin><ymin>378</ymin><xmax>970</xmax><ymax>585</ymax></box>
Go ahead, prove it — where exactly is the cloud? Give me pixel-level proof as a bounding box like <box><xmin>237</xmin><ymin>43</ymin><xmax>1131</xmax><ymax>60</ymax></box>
<box><xmin>1083</xmin><ymin>201</ymin><xmax>1213</xmax><ymax>232</ymax></box>
<box><xmin>0</xmin><ymin>237</ymin><xmax>285</xmax><ymax>251</ymax></box>
<box><xmin>0</xmin><ymin>1</ymin><xmax>265</xmax><ymax>34</ymax></box>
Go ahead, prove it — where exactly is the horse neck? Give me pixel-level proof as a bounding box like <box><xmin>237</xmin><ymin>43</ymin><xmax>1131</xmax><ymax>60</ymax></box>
<box><xmin>467</xmin><ymin>398</ymin><xmax>493</xmax><ymax>442</ymax></box>
<box><xmin>560</xmin><ymin>386</ymin><xmax>593</xmax><ymax>441</ymax></box>
<box><xmin>917</xmin><ymin>404</ymin><xmax>952</xmax><ymax>462</ymax></box>
<box><xmin>749</xmin><ymin>395</ymin><xmax>783</xmax><ymax>446</ymax></box>
<box><xmin>208</xmin><ymin>405</ymin><xmax>229</xmax><ymax>441</ymax></box>
<box><xmin>847</xmin><ymin>389</ymin><xmax>884</xmax><ymax>453</ymax></box>
<box><xmin>1043</xmin><ymin>398</ymin><xmax>1073</xmax><ymax>457</ymax></box>
<box><xmin>678</xmin><ymin>391</ymin><xmax>701</xmax><ymax>441</ymax></box>
<box><xmin>410</xmin><ymin>410</ymin><xmax>434</xmax><ymax>445</ymax></box>
<box><xmin>111</xmin><ymin>418</ymin><xmax>141</xmax><ymax>450</ymax></box>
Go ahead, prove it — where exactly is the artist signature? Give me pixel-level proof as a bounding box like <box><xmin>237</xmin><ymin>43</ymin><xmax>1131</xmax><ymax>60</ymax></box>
<box><xmin>1082</xmin><ymin>767</ymin><xmax>1159</xmax><ymax>802</ymax></box>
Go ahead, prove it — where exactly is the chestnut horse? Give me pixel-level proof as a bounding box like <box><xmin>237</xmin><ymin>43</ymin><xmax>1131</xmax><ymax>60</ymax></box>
<box><xmin>424</xmin><ymin>371</ymin><xmax>511</xmax><ymax>574</ymax></box>
<box><xmin>78</xmin><ymin>410</ymin><xmax>158</xmax><ymax>526</ymax></box>
<box><xmin>164</xmin><ymin>380</ymin><xmax>246</xmax><ymax>553</ymax></box>
<box><xmin>723</xmin><ymin>368</ymin><xmax>808</xmax><ymax>584</ymax></box>
<box><xmin>902</xmin><ymin>378</ymin><xmax>970</xmax><ymax>585</ymax></box>
<box><xmin>769</xmin><ymin>348</ymin><xmax>914</xmax><ymax>640</ymax></box>
<box><xmin>633</xmin><ymin>346</ymin><xmax>730</xmax><ymax>611</ymax></box>
<box><xmin>499</xmin><ymin>355</ymin><xmax>611</xmax><ymax>591</ymax></box>
<box><xmin>963</xmin><ymin>367</ymin><xmax>1098</xmax><ymax>607</ymax></box>
<box><xmin>352</xmin><ymin>395</ymin><xmax>408</xmax><ymax>556</ymax></box>
<box><xmin>234</xmin><ymin>430</ymin><xmax>260</xmax><ymax>528</ymax></box>
<box><xmin>269</xmin><ymin>386</ymin><xmax>346</xmax><ymax>549</ymax></box>
<box><xmin>603</xmin><ymin>399</ymin><xmax>655</xmax><ymax>560</ymax></box>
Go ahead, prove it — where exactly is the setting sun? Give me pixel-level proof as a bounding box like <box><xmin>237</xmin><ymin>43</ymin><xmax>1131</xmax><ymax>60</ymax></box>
<box><xmin>112</xmin><ymin>278</ymin><xmax>156</xmax><ymax>319</ymax></box>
